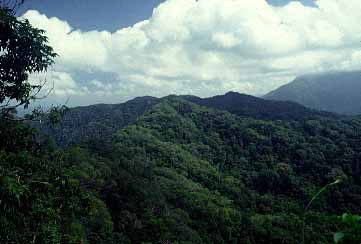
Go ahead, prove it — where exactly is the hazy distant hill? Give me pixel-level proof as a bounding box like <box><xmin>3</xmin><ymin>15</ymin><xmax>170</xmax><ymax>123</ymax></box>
<box><xmin>37</xmin><ymin>92</ymin><xmax>336</xmax><ymax>147</ymax></box>
<box><xmin>264</xmin><ymin>71</ymin><xmax>361</xmax><ymax>115</ymax></box>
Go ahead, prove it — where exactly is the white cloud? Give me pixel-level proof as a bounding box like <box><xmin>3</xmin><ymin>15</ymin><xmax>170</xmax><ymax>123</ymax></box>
<box><xmin>22</xmin><ymin>0</ymin><xmax>361</xmax><ymax>106</ymax></box>
<box><xmin>212</xmin><ymin>32</ymin><xmax>242</xmax><ymax>48</ymax></box>
<box><xmin>29</xmin><ymin>71</ymin><xmax>87</xmax><ymax>99</ymax></box>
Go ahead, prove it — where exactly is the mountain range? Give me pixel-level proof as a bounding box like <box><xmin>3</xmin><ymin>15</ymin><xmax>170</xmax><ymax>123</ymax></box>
<box><xmin>264</xmin><ymin>70</ymin><xmax>361</xmax><ymax>115</ymax></box>
<box><xmin>36</xmin><ymin>92</ymin><xmax>336</xmax><ymax>147</ymax></box>
<box><xmin>36</xmin><ymin>95</ymin><xmax>361</xmax><ymax>243</ymax></box>
<box><xmin>21</xmin><ymin>89</ymin><xmax>361</xmax><ymax>243</ymax></box>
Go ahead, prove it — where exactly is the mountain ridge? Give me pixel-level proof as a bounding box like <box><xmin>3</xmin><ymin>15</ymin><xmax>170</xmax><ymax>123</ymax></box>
<box><xmin>264</xmin><ymin>70</ymin><xmax>361</xmax><ymax>115</ymax></box>
<box><xmin>182</xmin><ymin>91</ymin><xmax>335</xmax><ymax>120</ymax></box>
<box><xmin>36</xmin><ymin>92</ymin><xmax>339</xmax><ymax>147</ymax></box>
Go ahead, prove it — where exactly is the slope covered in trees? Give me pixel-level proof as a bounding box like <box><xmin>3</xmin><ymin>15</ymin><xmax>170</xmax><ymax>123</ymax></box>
<box><xmin>96</xmin><ymin>97</ymin><xmax>361</xmax><ymax>243</ymax></box>
<box><xmin>35</xmin><ymin>96</ymin><xmax>159</xmax><ymax>147</ymax></box>
<box><xmin>183</xmin><ymin>91</ymin><xmax>335</xmax><ymax>120</ymax></box>
<box><xmin>1</xmin><ymin>3</ymin><xmax>360</xmax><ymax>243</ymax></box>
<box><xmin>36</xmin><ymin>92</ymin><xmax>337</xmax><ymax>147</ymax></box>
<box><xmin>2</xmin><ymin>96</ymin><xmax>361</xmax><ymax>243</ymax></box>
<box><xmin>0</xmin><ymin>118</ymin><xmax>120</xmax><ymax>243</ymax></box>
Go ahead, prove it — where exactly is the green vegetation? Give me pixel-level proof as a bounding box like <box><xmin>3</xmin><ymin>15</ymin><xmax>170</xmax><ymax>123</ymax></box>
<box><xmin>3</xmin><ymin>96</ymin><xmax>361</xmax><ymax>243</ymax></box>
<box><xmin>98</xmin><ymin>98</ymin><xmax>361</xmax><ymax>243</ymax></box>
<box><xmin>36</xmin><ymin>92</ymin><xmax>337</xmax><ymax>148</ymax></box>
<box><xmin>0</xmin><ymin>120</ymin><xmax>116</xmax><ymax>243</ymax></box>
<box><xmin>35</xmin><ymin>96</ymin><xmax>159</xmax><ymax>147</ymax></box>
<box><xmin>334</xmin><ymin>214</ymin><xmax>361</xmax><ymax>243</ymax></box>
<box><xmin>1</xmin><ymin>3</ymin><xmax>360</xmax><ymax>244</ymax></box>
<box><xmin>0</xmin><ymin>6</ymin><xmax>57</xmax><ymax>118</ymax></box>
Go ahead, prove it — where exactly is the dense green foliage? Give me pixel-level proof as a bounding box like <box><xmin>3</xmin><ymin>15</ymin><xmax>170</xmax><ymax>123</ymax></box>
<box><xmin>35</xmin><ymin>96</ymin><xmax>159</xmax><ymax>147</ymax></box>
<box><xmin>1</xmin><ymin>8</ymin><xmax>360</xmax><ymax>243</ymax></box>
<box><xmin>334</xmin><ymin>214</ymin><xmax>361</xmax><ymax>243</ymax></box>
<box><xmin>0</xmin><ymin>5</ymin><xmax>117</xmax><ymax>243</ymax></box>
<box><xmin>2</xmin><ymin>96</ymin><xmax>361</xmax><ymax>243</ymax></box>
<box><xmin>0</xmin><ymin>6</ymin><xmax>57</xmax><ymax>115</ymax></box>
<box><xmin>0</xmin><ymin>120</ymin><xmax>118</xmax><ymax>243</ymax></box>
<box><xmin>37</xmin><ymin>92</ymin><xmax>337</xmax><ymax>148</ymax></box>
<box><xmin>97</xmin><ymin>98</ymin><xmax>361</xmax><ymax>243</ymax></box>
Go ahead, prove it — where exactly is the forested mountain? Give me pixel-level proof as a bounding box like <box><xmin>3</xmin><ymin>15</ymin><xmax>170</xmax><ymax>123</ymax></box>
<box><xmin>36</xmin><ymin>92</ymin><xmax>336</xmax><ymax>147</ymax></box>
<box><xmin>3</xmin><ymin>96</ymin><xmax>361</xmax><ymax>243</ymax></box>
<box><xmin>99</xmin><ymin>97</ymin><xmax>361</xmax><ymax>243</ymax></box>
<box><xmin>264</xmin><ymin>71</ymin><xmax>361</xmax><ymax>115</ymax></box>
<box><xmin>35</xmin><ymin>96</ymin><xmax>159</xmax><ymax>147</ymax></box>
<box><xmin>183</xmin><ymin>91</ymin><xmax>334</xmax><ymax>120</ymax></box>
<box><xmin>2</xmin><ymin>2</ymin><xmax>360</xmax><ymax>243</ymax></box>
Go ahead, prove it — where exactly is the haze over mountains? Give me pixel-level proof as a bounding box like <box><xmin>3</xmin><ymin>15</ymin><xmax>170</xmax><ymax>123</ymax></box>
<box><xmin>264</xmin><ymin>71</ymin><xmax>361</xmax><ymax>115</ymax></box>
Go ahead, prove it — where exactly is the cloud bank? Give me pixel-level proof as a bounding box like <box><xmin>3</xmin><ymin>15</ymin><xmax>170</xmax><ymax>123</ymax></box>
<box><xmin>23</xmin><ymin>0</ymin><xmax>361</xmax><ymax>106</ymax></box>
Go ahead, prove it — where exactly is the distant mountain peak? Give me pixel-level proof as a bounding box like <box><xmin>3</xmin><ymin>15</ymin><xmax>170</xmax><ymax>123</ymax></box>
<box><xmin>264</xmin><ymin>70</ymin><xmax>361</xmax><ymax>115</ymax></box>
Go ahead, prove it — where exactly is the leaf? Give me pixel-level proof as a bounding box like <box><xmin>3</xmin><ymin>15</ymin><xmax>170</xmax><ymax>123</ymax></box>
<box><xmin>342</xmin><ymin>213</ymin><xmax>349</xmax><ymax>222</ymax></box>
<box><xmin>334</xmin><ymin>232</ymin><xmax>345</xmax><ymax>243</ymax></box>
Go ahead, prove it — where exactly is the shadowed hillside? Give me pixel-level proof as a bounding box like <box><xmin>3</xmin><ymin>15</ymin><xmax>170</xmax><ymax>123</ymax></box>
<box><xmin>183</xmin><ymin>91</ymin><xmax>335</xmax><ymax>120</ymax></box>
<box><xmin>264</xmin><ymin>71</ymin><xmax>361</xmax><ymax>115</ymax></box>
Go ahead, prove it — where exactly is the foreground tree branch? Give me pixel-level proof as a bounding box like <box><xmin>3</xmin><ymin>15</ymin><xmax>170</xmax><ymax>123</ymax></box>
<box><xmin>0</xmin><ymin>4</ymin><xmax>57</xmax><ymax>120</ymax></box>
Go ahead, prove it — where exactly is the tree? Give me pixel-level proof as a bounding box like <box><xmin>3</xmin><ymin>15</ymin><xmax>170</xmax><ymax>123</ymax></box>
<box><xmin>0</xmin><ymin>3</ymin><xmax>57</xmax><ymax>119</ymax></box>
<box><xmin>0</xmin><ymin>0</ymin><xmax>25</xmax><ymax>12</ymax></box>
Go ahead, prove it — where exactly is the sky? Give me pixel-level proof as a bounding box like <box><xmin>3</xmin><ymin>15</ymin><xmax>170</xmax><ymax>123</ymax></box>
<box><xmin>19</xmin><ymin>0</ymin><xmax>361</xmax><ymax>107</ymax></box>
<box><xmin>19</xmin><ymin>0</ymin><xmax>316</xmax><ymax>31</ymax></box>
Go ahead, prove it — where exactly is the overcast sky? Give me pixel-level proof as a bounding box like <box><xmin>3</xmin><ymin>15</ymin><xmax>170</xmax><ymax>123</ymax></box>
<box><xmin>21</xmin><ymin>0</ymin><xmax>361</xmax><ymax>107</ymax></box>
